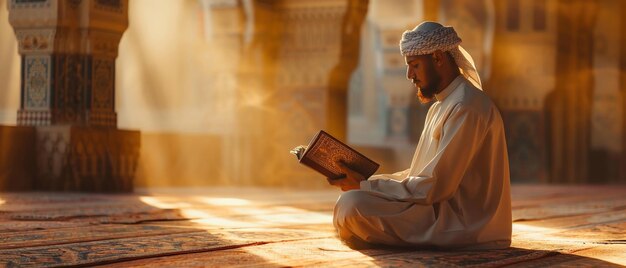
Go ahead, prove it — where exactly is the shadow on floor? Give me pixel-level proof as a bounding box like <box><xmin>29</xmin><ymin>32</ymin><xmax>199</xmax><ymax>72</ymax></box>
<box><xmin>356</xmin><ymin>246</ymin><xmax>622</xmax><ymax>267</ymax></box>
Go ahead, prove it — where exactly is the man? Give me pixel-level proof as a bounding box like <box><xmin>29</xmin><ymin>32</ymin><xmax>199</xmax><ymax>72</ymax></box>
<box><xmin>328</xmin><ymin>21</ymin><xmax>512</xmax><ymax>250</ymax></box>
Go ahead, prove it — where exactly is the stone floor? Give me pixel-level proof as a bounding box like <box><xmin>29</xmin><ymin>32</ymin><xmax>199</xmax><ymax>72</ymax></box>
<box><xmin>0</xmin><ymin>185</ymin><xmax>625</xmax><ymax>267</ymax></box>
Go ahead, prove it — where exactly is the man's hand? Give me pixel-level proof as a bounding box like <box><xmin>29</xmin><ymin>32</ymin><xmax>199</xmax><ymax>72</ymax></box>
<box><xmin>327</xmin><ymin>161</ymin><xmax>366</xmax><ymax>191</ymax></box>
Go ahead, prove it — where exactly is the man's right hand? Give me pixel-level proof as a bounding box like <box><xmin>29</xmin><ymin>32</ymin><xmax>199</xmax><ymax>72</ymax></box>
<box><xmin>326</xmin><ymin>162</ymin><xmax>366</xmax><ymax>191</ymax></box>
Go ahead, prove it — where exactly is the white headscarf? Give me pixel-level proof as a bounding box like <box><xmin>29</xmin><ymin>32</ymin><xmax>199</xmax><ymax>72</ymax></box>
<box><xmin>399</xmin><ymin>22</ymin><xmax>482</xmax><ymax>90</ymax></box>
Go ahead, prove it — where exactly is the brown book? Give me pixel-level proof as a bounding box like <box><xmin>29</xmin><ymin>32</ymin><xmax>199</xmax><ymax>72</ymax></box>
<box><xmin>290</xmin><ymin>130</ymin><xmax>380</xmax><ymax>180</ymax></box>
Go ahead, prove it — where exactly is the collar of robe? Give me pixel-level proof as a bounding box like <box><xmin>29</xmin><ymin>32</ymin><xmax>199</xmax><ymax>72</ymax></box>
<box><xmin>435</xmin><ymin>75</ymin><xmax>464</xmax><ymax>102</ymax></box>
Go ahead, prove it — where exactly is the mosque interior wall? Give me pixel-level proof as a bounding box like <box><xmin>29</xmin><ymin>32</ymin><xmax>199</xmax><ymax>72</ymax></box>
<box><xmin>1</xmin><ymin>0</ymin><xmax>625</xmax><ymax>188</ymax></box>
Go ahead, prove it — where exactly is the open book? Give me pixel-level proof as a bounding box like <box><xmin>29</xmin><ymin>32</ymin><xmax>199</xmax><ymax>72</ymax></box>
<box><xmin>290</xmin><ymin>130</ymin><xmax>380</xmax><ymax>179</ymax></box>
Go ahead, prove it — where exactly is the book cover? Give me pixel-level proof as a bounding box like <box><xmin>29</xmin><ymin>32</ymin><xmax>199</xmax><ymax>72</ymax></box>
<box><xmin>290</xmin><ymin>130</ymin><xmax>380</xmax><ymax>179</ymax></box>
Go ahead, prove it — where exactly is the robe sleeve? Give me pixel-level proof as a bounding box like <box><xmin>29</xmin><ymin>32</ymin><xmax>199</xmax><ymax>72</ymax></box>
<box><xmin>360</xmin><ymin>104</ymin><xmax>488</xmax><ymax>205</ymax></box>
<box><xmin>368</xmin><ymin>169</ymin><xmax>410</xmax><ymax>181</ymax></box>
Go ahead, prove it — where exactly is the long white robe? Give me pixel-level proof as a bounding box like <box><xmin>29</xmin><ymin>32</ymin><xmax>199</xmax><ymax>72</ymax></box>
<box><xmin>334</xmin><ymin>76</ymin><xmax>512</xmax><ymax>249</ymax></box>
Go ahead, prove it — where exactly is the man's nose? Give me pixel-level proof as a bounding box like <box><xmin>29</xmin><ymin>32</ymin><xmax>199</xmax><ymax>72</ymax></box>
<box><xmin>406</xmin><ymin>68</ymin><xmax>412</xmax><ymax>80</ymax></box>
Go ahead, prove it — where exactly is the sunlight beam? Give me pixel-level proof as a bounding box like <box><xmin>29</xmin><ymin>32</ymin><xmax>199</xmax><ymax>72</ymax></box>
<box><xmin>195</xmin><ymin>197</ymin><xmax>252</xmax><ymax>206</ymax></box>
<box><xmin>139</xmin><ymin>196</ymin><xmax>191</xmax><ymax>209</ymax></box>
<box><xmin>513</xmin><ymin>223</ymin><xmax>600</xmax><ymax>245</ymax></box>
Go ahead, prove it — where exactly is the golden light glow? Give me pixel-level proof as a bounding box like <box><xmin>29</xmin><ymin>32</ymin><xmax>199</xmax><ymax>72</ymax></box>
<box><xmin>240</xmin><ymin>237</ymin><xmax>375</xmax><ymax>267</ymax></box>
<box><xmin>140</xmin><ymin>194</ymin><xmax>333</xmax><ymax>229</ymax></box>
<box><xmin>249</xmin><ymin>212</ymin><xmax>332</xmax><ymax>225</ymax></box>
<box><xmin>232</xmin><ymin>206</ymin><xmax>333</xmax><ymax>225</ymax></box>
<box><xmin>135</xmin><ymin>190</ymin><xmax>359</xmax><ymax>266</ymax></box>
<box><xmin>183</xmin><ymin>209</ymin><xmax>253</xmax><ymax>228</ymax></box>
<box><xmin>184</xmin><ymin>205</ymin><xmax>332</xmax><ymax>228</ymax></box>
<box><xmin>229</xmin><ymin>205</ymin><xmax>310</xmax><ymax>215</ymax></box>
<box><xmin>513</xmin><ymin>223</ymin><xmax>596</xmax><ymax>245</ymax></box>
<box><xmin>0</xmin><ymin>198</ymin><xmax>5</xmax><ymax>205</ymax></box>
<box><xmin>512</xmin><ymin>222</ymin><xmax>555</xmax><ymax>233</ymax></box>
<box><xmin>195</xmin><ymin>197</ymin><xmax>251</xmax><ymax>206</ymax></box>
<box><xmin>139</xmin><ymin>196</ymin><xmax>192</xmax><ymax>209</ymax></box>
<box><xmin>139</xmin><ymin>192</ymin><xmax>345</xmax><ymax>266</ymax></box>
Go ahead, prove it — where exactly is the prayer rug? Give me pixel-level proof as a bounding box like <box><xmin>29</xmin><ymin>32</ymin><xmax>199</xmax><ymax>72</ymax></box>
<box><xmin>353</xmin><ymin>247</ymin><xmax>567</xmax><ymax>267</ymax></box>
<box><xmin>0</xmin><ymin>228</ymin><xmax>331</xmax><ymax>267</ymax></box>
<box><xmin>512</xmin><ymin>198</ymin><xmax>626</xmax><ymax>222</ymax></box>
<box><xmin>3</xmin><ymin>204</ymin><xmax>174</xmax><ymax>220</ymax></box>
<box><xmin>92</xmin><ymin>237</ymin><xmax>577</xmax><ymax>268</ymax></box>
<box><xmin>0</xmin><ymin>193</ymin><xmax>187</xmax><ymax>224</ymax></box>
<box><xmin>0</xmin><ymin>224</ymin><xmax>200</xmax><ymax>249</ymax></box>
<box><xmin>0</xmin><ymin>232</ymin><xmax>233</xmax><ymax>267</ymax></box>
<box><xmin>82</xmin><ymin>209</ymin><xmax>187</xmax><ymax>224</ymax></box>
<box><xmin>0</xmin><ymin>220</ymin><xmax>92</xmax><ymax>233</ymax></box>
<box><xmin>503</xmin><ymin>251</ymin><xmax>624</xmax><ymax>267</ymax></box>
<box><xmin>1</xmin><ymin>204</ymin><xmax>187</xmax><ymax>227</ymax></box>
<box><xmin>0</xmin><ymin>192</ymin><xmax>105</xmax><ymax>205</ymax></box>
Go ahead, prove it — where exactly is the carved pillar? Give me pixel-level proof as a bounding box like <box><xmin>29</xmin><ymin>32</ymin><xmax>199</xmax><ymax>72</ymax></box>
<box><xmin>230</xmin><ymin>0</ymin><xmax>368</xmax><ymax>185</ymax></box>
<box><xmin>618</xmin><ymin>1</ymin><xmax>626</xmax><ymax>183</ymax></box>
<box><xmin>327</xmin><ymin>0</ymin><xmax>368</xmax><ymax>142</ymax></box>
<box><xmin>547</xmin><ymin>0</ymin><xmax>598</xmax><ymax>183</ymax></box>
<box><xmin>233</xmin><ymin>0</ymin><xmax>282</xmax><ymax>184</ymax></box>
<box><xmin>9</xmin><ymin>0</ymin><xmax>124</xmax><ymax>127</ymax></box>
<box><xmin>485</xmin><ymin>0</ymin><xmax>554</xmax><ymax>183</ymax></box>
<box><xmin>6</xmin><ymin>0</ymin><xmax>139</xmax><ymax>192</ymax></box>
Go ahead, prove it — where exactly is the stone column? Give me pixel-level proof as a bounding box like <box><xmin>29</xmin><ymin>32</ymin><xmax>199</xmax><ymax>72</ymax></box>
<box><xmin>233</xmin><ymin>0</ymin><xmax>282</xmax><ymax>185</ymax></box>
<box><xmin>5</xmin><ymin>0</ymin><xmax>139</xmax><ymax>192</ymax></box>
<box><xmin>621</xmin><ymin>0</ymin><xmax>626</xmax><ymax>183</ymax></box>
<box><xmin>9</xmin><ymin>0</ymin><xmax>125</xmax><ymax>127</ymax></box>
<box><xmin>547</xmin><ymin>0</ymin><xmax>598</xmax><ymax>183</ymax></box>
<box><xmin>327</xmin><ymin>0</ymin><xmax>368</xmax><ymax>142</ymax></box>
<box><xmin>227</xmin><ymin>0</ymin><xmax>368</xmax><ymax>186</ymax></box>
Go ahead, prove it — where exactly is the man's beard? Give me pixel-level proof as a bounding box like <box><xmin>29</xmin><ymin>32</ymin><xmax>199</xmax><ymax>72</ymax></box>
<box><xmin>416</xmin><ymin>80</ymin><xmax>439</xmax><ymax>104</ymax></box>
<box><xmin>419</xmin><ymin>84</ymin><xmax>437</xmax><ymax>98</ymax></box>
<box><xmin>417</xmin><ymin>88</ymin><xmax>434</xmax><ymax>104</ymax></box>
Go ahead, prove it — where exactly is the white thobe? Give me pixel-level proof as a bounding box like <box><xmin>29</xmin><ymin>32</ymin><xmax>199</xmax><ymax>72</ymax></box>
<box><xmin>334</xmin><ymin>76</ymin><xmax>512</xmax><ymax>249</ymax></box>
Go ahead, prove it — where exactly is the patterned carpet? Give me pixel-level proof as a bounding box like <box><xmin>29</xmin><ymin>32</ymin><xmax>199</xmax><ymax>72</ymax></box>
<box><xmin>0</xmin><ymin>232</ymin><xmax>574</xmax><ymax>267</ymax></box>
<box><xmin>0</xmin><ymin>186</ymin><xmax>624</xmax><ymax>267</ymax></box>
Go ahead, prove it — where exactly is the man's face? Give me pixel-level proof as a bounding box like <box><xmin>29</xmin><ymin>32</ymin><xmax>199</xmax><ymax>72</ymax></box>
<box><xmin>405</xmin><ymin>54</ymin><xmax>441</xmax><ymax>100</ymax></box>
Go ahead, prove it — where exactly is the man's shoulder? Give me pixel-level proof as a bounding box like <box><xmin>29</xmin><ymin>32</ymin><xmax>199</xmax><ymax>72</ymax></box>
<box><xmin>449</xmin><ymin>80</ymin><xmax>491</xmax><ymax>103</ymax></box>
<box><xmin>448</xmin><ymin>82</ymin><xmax>499</xmax><ymax>120</ymax></box>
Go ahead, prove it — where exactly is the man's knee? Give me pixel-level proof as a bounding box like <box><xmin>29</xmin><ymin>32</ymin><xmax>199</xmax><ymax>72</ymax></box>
<box><xmin>334</xmin><ymin>190</ymin><xmax>371</xmax><ymax>226</ymax></box>
<box><xmin>333</xmin><ymin>190</ymin><xmax>378</xmax><ymax>248</ymax></box>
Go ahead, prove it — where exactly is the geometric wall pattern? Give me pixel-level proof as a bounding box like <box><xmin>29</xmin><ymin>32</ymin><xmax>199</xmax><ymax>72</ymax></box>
<box><xmin>24</xmin><ymin>55</ymin><xmax>50</xmax><ymax>110</ymax></box>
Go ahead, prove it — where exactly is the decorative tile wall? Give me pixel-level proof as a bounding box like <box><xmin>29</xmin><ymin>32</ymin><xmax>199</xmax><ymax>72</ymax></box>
<box><xmin>24</xmin><ymin>55</ymin><xmax>50</xmax><ymax>110</ymax></box>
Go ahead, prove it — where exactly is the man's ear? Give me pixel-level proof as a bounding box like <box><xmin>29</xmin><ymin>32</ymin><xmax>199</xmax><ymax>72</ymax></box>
<box><xmin>432</xmin><ymin>50</ymin><xmax>445</xmax><ymax>66</ymax></box>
